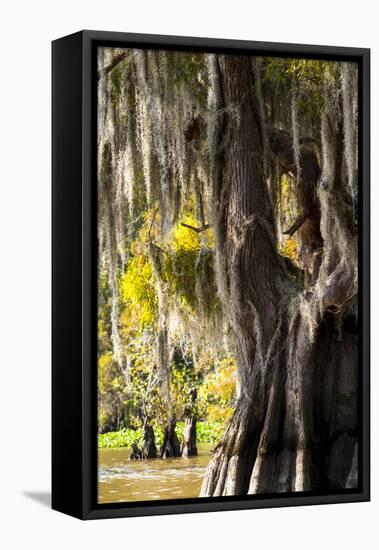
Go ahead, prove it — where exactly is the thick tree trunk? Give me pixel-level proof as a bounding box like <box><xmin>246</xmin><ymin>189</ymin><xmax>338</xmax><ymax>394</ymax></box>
<box><xmin>181</xmin><ymin>418</ymin><xmax>198</xmax><ymax>457</ymax></box>
<box><xmin>160</xmin><ymin>420</ymin><xmax>181</xmax><ymax>458</ymax></box>
<box><xmin>246</xmin><ymin>312</ymin><xmax>358</xmax><ymax>494</ymax></box>
<box><xmin>202</xmin><ymin>54</ymin><xmax>284</xmax><ymax>496</ymax></box>
<box><xmin>200</xmin><ymin>55</ymin><xmax>358</xmax><ymax>497</ymax></box>
<box><xmin>181</xmin><ymin>388</ymin><xmax>198</xmax><ymax>457</ymax></box>
<box><xmin>129</xmin><ymin>442</ymin><xmax>142</xmax><ymax>460</ymax></box>
<box><xmin>141</xmin><ymin>423</ymin><xmax>157</xmax><ymax>459</ymax></box>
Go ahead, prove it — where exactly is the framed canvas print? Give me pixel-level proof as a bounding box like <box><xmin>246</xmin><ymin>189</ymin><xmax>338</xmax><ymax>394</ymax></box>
<box><xmin>52</xmin><ymin>30</ymin><xmax>370</xmax><ymax>520</ymax></box>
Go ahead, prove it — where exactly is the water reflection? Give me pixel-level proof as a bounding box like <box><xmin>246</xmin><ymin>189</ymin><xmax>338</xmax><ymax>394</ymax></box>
<box><xmin>98</xmin><ymin>444</ymin><xmax>212</xmax><ymax>503</ymax></box>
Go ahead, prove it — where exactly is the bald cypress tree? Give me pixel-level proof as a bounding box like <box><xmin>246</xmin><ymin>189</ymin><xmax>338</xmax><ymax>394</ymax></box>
<box><xmin>98</xmin><ymin>48</ymin><xmax>358</xmax><ymax>493</ymax></box>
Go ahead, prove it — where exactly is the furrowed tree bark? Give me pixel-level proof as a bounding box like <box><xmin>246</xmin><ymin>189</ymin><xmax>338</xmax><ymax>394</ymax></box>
<box><xmin>201</xmin><ymin>55</ymin><xmax>285</xmax><ymax>496</ymax></box>
<box><xmin>200</xmin><ymin>55</ymin><xmax>358</xmax><ymax>497</ymax></box>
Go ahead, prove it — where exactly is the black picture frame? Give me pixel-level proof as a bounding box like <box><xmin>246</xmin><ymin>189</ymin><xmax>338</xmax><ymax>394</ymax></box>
<box><xmin>52</xmin><ymin>30</ymin><xmax>370</xmax><ymax>520</ymax></box>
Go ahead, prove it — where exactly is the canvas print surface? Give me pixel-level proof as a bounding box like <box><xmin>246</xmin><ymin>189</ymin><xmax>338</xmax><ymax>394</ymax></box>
<box><xmin>97</xmin><ymin>47</ymin><xmax>359</xmax><ymax>504</ymax></box>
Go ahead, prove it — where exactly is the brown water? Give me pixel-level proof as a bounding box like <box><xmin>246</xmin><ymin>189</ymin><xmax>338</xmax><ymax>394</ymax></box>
<box><xmin>98</xmin><ymin>444</ymin><xmax>212</xmax><ymax>503</ymax></box>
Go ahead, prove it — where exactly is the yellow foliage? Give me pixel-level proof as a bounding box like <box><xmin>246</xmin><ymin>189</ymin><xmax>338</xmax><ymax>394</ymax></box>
<box><xmin>120</xmin><ymin>254</ymin><xmax>157</xmax><ymax>328</ymax></box>
<box><xmin>279</xmin><ymin>236</ymin><xmax>299</xmax><ymax>262</ymax></box>
<box><xmin>277</xmin><ymin>174</ymin><xmax>300</xmax><ymax>263</ymax></box>
<box><xmin>170</xmin><ymin>211</ymin><xmax>214</xmax><ymax>252</ymax></box>
<box><xmin>199</xmin><ymin>356</ymin><xmax>236</xmax><ymax>424</ymax></box>
<box><xmin>207</xmin><ymin>404</ymin><xmax>234</xmax><ymax>424</ymax></box>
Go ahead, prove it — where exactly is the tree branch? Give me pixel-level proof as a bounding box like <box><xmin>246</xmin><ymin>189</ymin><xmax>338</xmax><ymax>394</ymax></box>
<box><xmin>283</xmin><ymin>212</ymin><xmax>309</xmax><ymax>236</ymax></box>
<box><xmin>148</xmin><ymin>207</ymin><xmax>160</xmax><ymax>243</ymax></box>
<box><xmin>97</xmin><ymin>52</ymin><xmax>130</xmax><ymax>80</ymax></box>
<box><xmin>180</xmin><ymin>222</ymin><xmax>212</xmax><ymax>233</ymax></box>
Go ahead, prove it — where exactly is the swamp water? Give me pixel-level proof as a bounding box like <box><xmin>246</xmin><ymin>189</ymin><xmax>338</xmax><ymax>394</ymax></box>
<box><xmin>98</xmin><ymin>444</ymin><xmax>213</xmax><ymax>503</ymax></box>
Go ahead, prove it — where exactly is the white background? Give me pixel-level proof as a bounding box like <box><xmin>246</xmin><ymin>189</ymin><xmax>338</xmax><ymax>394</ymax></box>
<box><xmin>0</xmin><ymin>1</ymin><xmax>377</xmax><ymax>548</ymax></box>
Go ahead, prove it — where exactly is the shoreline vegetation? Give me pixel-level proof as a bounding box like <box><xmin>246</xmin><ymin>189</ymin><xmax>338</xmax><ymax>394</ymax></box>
<box><xmin>98</xmin><ymin>421</ymin><xmax>225</xmax><ymax>450</ymax></box>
